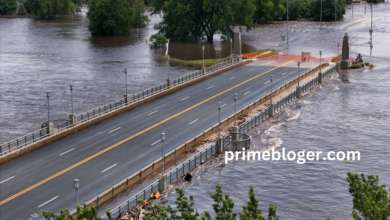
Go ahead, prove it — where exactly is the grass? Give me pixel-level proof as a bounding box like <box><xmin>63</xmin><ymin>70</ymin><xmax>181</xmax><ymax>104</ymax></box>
<box><xmin>154</xmin><ymin>54</ymin><xmax>226</xmax><ymax>66</ymax></box>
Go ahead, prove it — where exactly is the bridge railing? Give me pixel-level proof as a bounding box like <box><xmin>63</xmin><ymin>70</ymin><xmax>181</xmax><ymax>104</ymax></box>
<box><xmin>0</xmin><ymin>57</ymin><xmax>241</xmax><ymax>157</ymax></box>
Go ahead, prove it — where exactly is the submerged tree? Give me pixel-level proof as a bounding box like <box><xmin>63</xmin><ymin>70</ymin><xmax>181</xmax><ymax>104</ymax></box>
<box><xmin>153</xmin><ymin>0</ymin><xmax>256</xmax><ymax>42</ymax></box>
<box><xmin>252</xmin><ymin>0</ymin><xmax>285</xmax><ymax>23</ymax></box>
<box><xmin>26</xmin><ymin>0</ymin><xmax>76</xmax><ymax>18</ymax></box>
<box><xmin>87</xmin><ymin>0</ymin><xmax>134</xmax><ymax>35</ymax></box>
<box><xmin>129</xmin><ymin>0</ymin><xmax>150</xmax><ymax>28</ymax></box>
<box><xmin>311</xmin><ymin>0</ymin><xmax>345</xmax><ymax>21</ymax></box>
<box><xmin>0</xmin><ymin>0</ymin><xmax>18</xmax><ymax>14</ymax></box>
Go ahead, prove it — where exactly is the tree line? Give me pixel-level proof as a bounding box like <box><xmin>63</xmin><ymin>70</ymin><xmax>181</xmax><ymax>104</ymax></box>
<box><xmin>42</xmin><ymin>173</ymin><xmax>390</xmax><ymax>220</ymax></box>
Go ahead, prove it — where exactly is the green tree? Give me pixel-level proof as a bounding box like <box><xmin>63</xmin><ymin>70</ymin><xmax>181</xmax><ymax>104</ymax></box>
<box><xmin>26</xmin><ymin>0</ymin><xmax>75</xmax><ymax>18</ymax></box>
<box><xmin>0</xmin><ymin>0</ymin><xmax>17</xmax><ymax>14</ymax></box>
<box><xmin>346</xmin><ymin>172</ymin><xmax>390</xmax><ymax>220</ymax></box>
<box><xmin>149</xmin><ymin>33</ymin><xmax>166</xmax><ymax>48</ymax></box>
<box><xmin>239</xmin><ymin>186</ymin><xmax>279</xmax><ymax>220</ymax></box>
<box><xmin>281</xmin><ymin>0</ymin><xmax>312</xmax><ymax>20</ymax></box>
<box><xmin>129</xmin><ymin>0</ymin><xmax>150</xmax><ymax>28</ymax></box>
<box><xmin>311</xmin><ymin>0</ymin><xmax>345</xmax><ymax>21</ymax></box>
<box><xmin>155</xmin><ymin>0</ymin><xmax>256</xmax><ymax>42</ymax></box>
<box><xmin>42</xmin><ymin>202</ymin><xmax>114</xmax><ymax>220</ymax></box>
<box><xmin>253</xmin><ymin>0</ymin><xmax>285</xmax><ymax>23</ymax></box>
<box><xmin>87</xmin><ymin>0</ymin><xmax>134</xmax><ymax>35</ymax></box>
<box><xmin>210</xmin><ymin>184</ymin><xmax>237</xmax><ymax>220</ymax></box>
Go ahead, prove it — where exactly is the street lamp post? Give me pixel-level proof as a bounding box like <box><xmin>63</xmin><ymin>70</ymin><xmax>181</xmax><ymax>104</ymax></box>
<box><xmin>70</xmin><ymin>85</ymin><xmax>74</xmax><ymax>115</ymax></box>
<box><xmin>161</xmin><ymin>133</ymin><xmax>165</xmax><ymax>175</ymax></box>
<box><xmin>230</xmin><ymin>39</ymin><xmax>232</xmax><ymax>58</ymax></box>
<box><xmin>234</xmin><ymin>93</ymin><xmax>237</xmax><ymax>127</ymax></box>
<box><xmin>218</xmin><ymin>102</ymin><xmax>221</xmax><ymax>138</ymax></box>
<box><xmin>270</xmin><ymin>75</ymin><xmax>273</xmax><ymax>105</ymax></box>
<box><xmin>320</xmin><ymin>51</ymin><xmax>322</xmax><ymax>73</ymax></box>
<box><xmin>202</xmin><ymin>46</ymin><xmax>205</xmax><ymax>68</ymax></box>
<box><xmin>337</xmin><ymin>43</ymin><xmax>340</xmax><ymax>69</ymax></box>
<box><xmin>124</xmin><ymin>68</ymin><xmax>128</xmax><ymax>95</ymax></box>
<box><xmin>370</xmin><ymin>3</ymin><xmax>373</xmax><ymax>56</ymax></box>
<box><xmin>74</xmin><ymin>179</ymin><xmax>79</xmax><ymax>205</ymax></box>
<box><xmin>167</xmin><ymin>55</ymin><xmax>170</xmax><ymax>79</ymax></box>
<box><xmin>297</xmin><ymin>61</ymin><xmax>300</xmax><ymax>87</ymax></box>
<box><xmin>46</xmin><ymin>92</ymin><xmax>50</xmax><ymax>124</ymax></box>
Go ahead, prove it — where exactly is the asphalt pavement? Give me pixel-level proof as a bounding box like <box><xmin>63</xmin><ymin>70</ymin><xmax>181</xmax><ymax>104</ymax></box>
<box><xmin>0</xmin><ymin>59</ymin><xmax>319</xmax><ymax>219</ymax></box>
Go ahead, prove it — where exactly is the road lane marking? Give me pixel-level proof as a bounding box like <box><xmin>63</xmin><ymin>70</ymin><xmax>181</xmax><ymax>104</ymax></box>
<box><xmin>108</xmin><ymin>127</ymin><xmax>121</xmax><ymax>134</ymax></box>
<box><xmin>249</xmin><ymin>69</ymin><xmax>254</xmax><ymax>71</ymax></box>
<box><xmin>151</xmin><ymin>140</ymin><xmax>161</xmax><ymax>146</ymax></box>
<box><xmin>207</xmin><ymin>86</ymin><xmax>214</xmax><ymax>90</ymax></box>
<box><xmin>264</xmin><ymin>81</ymin><xmax>270</xmax><ymax>84</ymax></box>
<box><xmin>59</xmin><ymin>148</ymin><xmax>75</xmax><ymax>156</ymax></box>
<box><xmin>37</xmin><ymin>196</ymin><xmax>59</xmax><ymax>208</ymax></box>
<box><xmin>0</xmin><ymin>59</ymin><xmax>297</xmax><ymax>206</ymax></box>
<box><xmin>180</xmin><ymin>96</ymin><xmax>189</xmax><ymax>101</ymax></box>
<box><xmin>148</xmin><ymin>110</ymin><xmax>158</xmax><ymax>115</ymax></box>
<box><xmin>0</xmin><ymin>176</ymin><xmax>15</xmax><ymax>184</ymax></box>
<box><xmin>244</xmin><ymin>91</ymin><xmax>251</xmax><ymax>95</ymax></box>
<box><xmin>188</xmin><ymin>119</ymin><xmax>198</xmax><ymax>125</ymax></box>
<box><xmin>101</xmin><ymin>164</ymin><xmax>117</xmax><ymax>173</ymax></box>
<box><xmin>229</xmin><ymin>76</ymin><xmax>236</xmax><ymax>80</ymax></box>
<box><xmin>282</xmin><ymin>72</ymin><xmax>287</xmax><ymax>75</ymax></box>
<box><xmin>221</xmin><ymin>103</ymin><xmax>227</xmax><ymax>108</ymax></box>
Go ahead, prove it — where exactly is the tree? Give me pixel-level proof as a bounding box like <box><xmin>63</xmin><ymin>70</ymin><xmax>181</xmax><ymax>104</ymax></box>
<box><xmin>311</xmin><ymin>0</ymin><xmax>345</xmax><ymax>21</ymax></box>
<box><xmin>239</xmin><ymin>186</ymin><xmax>279</xmax><ymax>220</ymax></box>
<box><xmin>87</xmin><ymin>0</ymin><xmax>134</xmax><ymax>35</ymax></box>
<box><xmin>149</xmin><ymin>33</ymin><xmax>167</xmax><ymax>48</ymax></box>
<box><xmin>0</xmin><ymin>0</ymin><xmax>17</xmax><ymax>14</ymax></box>
<box><xmin>26</xmin><ymin>0</ymin><xmax>76</xmax><ymax>18</ymax></box>
<box><xmin>210</xmin><ymin>184</ymin><xmax>237</xmax><ymax>220</ymax></box>
<box><xmin>253</xmin><ymin>0</ymin><xmax>285</xmax><ymax>23</ymax></box>
<box><xmin>42</xmin><ymin>202</ymin><xmax>114</xmax><ymax>220</ymax></box>
<box><xmin>346</xmin><ymin>172</ymin><xmax>390</xmax><ymax>220</ymax></box>
<box><xmin>129</xmin><ymin>0</ymin><xmax>150</xmax><ymax>28</ymax></box>
<box><xmin>154</xmin><ymin>0</ymin><xmax>256</xmax><ymax>42</ymax></box>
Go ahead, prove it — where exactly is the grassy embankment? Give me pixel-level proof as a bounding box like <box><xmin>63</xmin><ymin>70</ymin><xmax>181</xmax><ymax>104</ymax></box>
<box><xmin>154</xmin><ymin>54</ymin><xmax>228</xmax><ymax>66</ymax></box>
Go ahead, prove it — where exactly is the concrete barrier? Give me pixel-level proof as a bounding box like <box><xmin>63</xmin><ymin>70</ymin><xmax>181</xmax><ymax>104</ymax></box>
<box><xmin>0</xmin><ymin>60</ymin><xmax>253</xmax><ymax>165</ymax></box>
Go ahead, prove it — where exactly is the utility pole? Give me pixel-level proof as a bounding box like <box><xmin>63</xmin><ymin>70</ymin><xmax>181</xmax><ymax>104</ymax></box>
<box><xmin>161</xmin><ymin>133</ymin><xmax>165</xmax><ymax>175</ymax></box>
<box><xmin>218</xmin><ymin>102</ymin><xmax>221</xmax><ymax>138</ymax></box>
<box><xmin>370</xmin><ymin>3</ymin><xmax>373</xmax><ymax>56</ymax></box>
<box><xmin>202</xmin><ymin>46</ymin><xmax>205</xmax><ymax>68</ymax></box>
<box><xmin>167</xmin><ymin>55</ymin><xmax>170</xmax><ymax>79</ymax></box>
<box><xmin>47</xmin><ymin>92</ymin><xmax>50</xmax><ymax>124</ymax></box>
<box><xmin>124</xmin><ymin>68</ymin><xmax>127</xmax><ymax>95</ymax></box>
<box><xmin>234</xmin><ymin>93</ymin><xmax>237</xmax><ymax>127</ymax></box>
<box><xmin>70</xmin><ymin>85</ymin><xmax>74</xmax><ymax>115</ymax></box>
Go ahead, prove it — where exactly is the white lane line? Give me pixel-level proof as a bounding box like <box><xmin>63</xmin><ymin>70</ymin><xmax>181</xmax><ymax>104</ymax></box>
<box><xmin>188</xmin><ymin>119</ymin><xmax>198</xmax><ymax>125</ymax></box>
<box><xmin>282</xmin><ymin>72</ymin><xmax>287</xmax><ymax>75</ymax></box>
<box><xmin>180</xmin><ymin>96</ymin><xmax>189</xmax><ymax>101</ymax></box>
<box><xmin>221</xmin><ymin>103</ymin><xmax>227</xmax><ymax>108</ymax></box>
<box><xmin>244</xmin><ymin>91</ymin><xmax>251</xmax><ymax>95</ymax></box>
<box><xmin>151</xmin><ymin>140</ymin><xmax>161</xmax><ymax>146</ymax></box>
<box><xmin>229</xmin><ymin>76</ymin><xmax>236</xmax><ymax>80</ymax></box>
<box><xmin>38</xmin><ymin>196</ymin><xmax>59</xmax><ymax>208</ymax></box>
<box><xmin>101</xmin><ymin>164</ymin><xmax>117</xmax><ymax>173</ymax></box>
<box><xmin>0</xmin><ymin>176</ymin><xmax>15</xmax><ymax>184</ymax></box>
<box><xmin>108</xmin><ymin>127</ymin><xmax>121</xmax><ymax>134</ymax></box>
<box><xmin>249</xmin><ymin>69</ymin><xmax>254</xmax><ymax>71</ymax></box>
<box><xmin>148</xmin><ymin>110</ymin><xmax>158</xmax><ymax>115</ymax></box>
<box><xmin>264</xmin><ymin>81</ymin><xmax>270</xmax><ymax>84</ymax></box>
<box><xmin>59</xmin><ymin>148</ymin><xmax>75</xmax><ymax>156</ymax></box>
<box><xmin>207</xmin><ymin>85</ymin><xmax>214</xmax><ymax>90</ymax></box>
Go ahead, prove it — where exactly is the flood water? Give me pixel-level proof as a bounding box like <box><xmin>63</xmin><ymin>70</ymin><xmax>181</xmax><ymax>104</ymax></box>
<box><xmin>0</xmin><ymin>9</ymin><xmax>253</xmax><ymax>143</ymax></box>
<box><xmin>1</xmin><ymin>3</ymin><xmax>390</xmax><ymax>219</ymax></box>
<box><xmin>154</xmin><ymin>4</ymin><xmax>390</xmax><ymax>220</ymax></box>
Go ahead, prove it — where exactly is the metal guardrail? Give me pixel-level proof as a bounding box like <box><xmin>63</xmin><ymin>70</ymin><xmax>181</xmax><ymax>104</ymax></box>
<box><xmin>0</xmin><ymin>57</ymin><xmax>240</xmax><ymax>156</ymax></box>
<box><xmin>106</xmin><ymin>64</ymin><xmax>338</xmax><ymax>218</ymax></box>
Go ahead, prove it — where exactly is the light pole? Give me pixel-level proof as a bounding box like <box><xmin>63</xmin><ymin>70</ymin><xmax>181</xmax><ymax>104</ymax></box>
<box><xmin>319</xmin><ymin>51</ymin><xmax>322</xmax><ymax>73</ymax></box>
<box><xmin>218</xmin><ymin>102</ymin><xmax>221</xmax><ymax>138</ymax></box>
<box><xmin>234</xmin><ymin>93</ymin><xmax>237</xmax><ymax>127</ymax></box>
<box><xmin>167</xmin><ymin>55</ymin><xmax>170</xmax><ymax>79</ymax></box>
<box><xmin>74</xmin><ymin>179</ymin><xmax>79</xmax><ymax>205</ymax></box>
<box><xmin>230</xmin><ymin>39</ymin><xmax>232</xmax><ymax>58</ymax></box>
<box><xmin>286</xmin><ymin>0</ymin><xmax>297</xmax><ymax>46</ymax></box>
<box><xmin>297</xmin><ymin>62</ymin><xmax>300</xmax><ymax>87</ymax></box>
<box><xmin>370</xmin><ymin>3</ymin><xmax>373</xmax><ymax>56</ymax></box>
<box><xmin>337</xmin><ymin>43</ymin><xmax>340</xmax><ymax>69</ymax></box>
<box><xmin>270</xmin><ymin>75</ymin><xmax>273</xmax><ymax>105</ymax></box>
<box><xmin>161</xmin><ymin>133</ymin><xmax>165</xmax><ymax>175</ymax></box>
<box><xmin>124</xmin><ymin>68</ymin><xmax>128</xmax><ymax>95</ymax></box>
<box><xmin>320</xmin><ymin>0</ymin><xmax>323</xmax><ymax>31</ymax></box>
<box><xmin>70</xmin><ymin>85</ymin><xmax>74</xmax><ymax>115</ymax></box>
<box><xmin>46</xmin><ymin>92</ymin><xmax>50</xmax><ymax>124</ymax></box>
<box><xmin>202</xmin><ymin>46</ymin><xmax>205</xmax><ymax>68</ymax></box>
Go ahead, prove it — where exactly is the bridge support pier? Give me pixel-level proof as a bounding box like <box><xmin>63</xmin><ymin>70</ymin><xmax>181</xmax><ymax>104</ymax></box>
<box><xmin>216</xmin><ymin>137</ymin><xmax>223</xmax><ymax>153</ymax></box>
<box><xmin>269</xmin><ymin>104</ymin><xmax>274</xmax><ymax>117</ymax></box>
<box><xmin>159</xmin><ymin>174</ymin><xmax>167</xmax><ymax>192</ymax></box>
<box><xmin>296</xmin><ymin>86</ymin><xmax>301</xmax><ymax>98</ymax></box>
<box><xmin>124</xmin><ymin>94</ymin><xmax>131</xmax><ymax>105</ymax></box>
<box><xmin>69</xmin><ymin>114</ymin><xmax>77</xmax><ymax>125</ymax></box>
<box><xmin>167</xmin><ymin>79</ymin><xmax>172</xmax><ymax>88</ymax></box>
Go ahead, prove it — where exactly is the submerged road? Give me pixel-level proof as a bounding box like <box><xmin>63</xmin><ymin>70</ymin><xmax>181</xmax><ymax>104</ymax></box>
<box><xmin>0</xmin><ymin>59</ymin><xmax>317</xmax><ymax>219</ymax></box>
